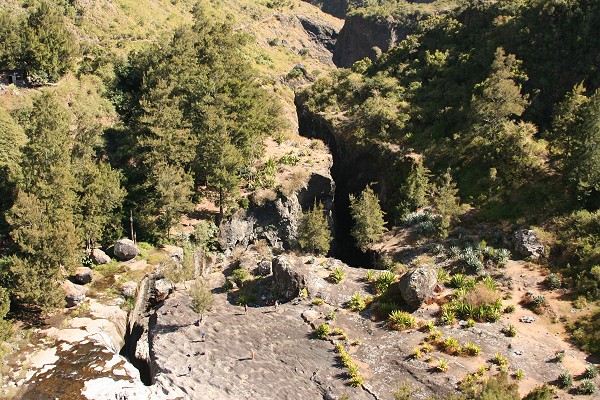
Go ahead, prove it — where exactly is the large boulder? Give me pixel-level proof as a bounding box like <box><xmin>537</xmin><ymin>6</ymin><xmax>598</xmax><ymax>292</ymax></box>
<box><xmin>62</xmin><ymin>280</ymin><xmax>88</xmax><ymax>308</ymax></box>
<box><xmin>397</xmin><ymin>266</ymin><xmax>437</xmax><ymax>311</ymax></box>
<box><xmin>513</xmin><ymin>229</ymin><xmax>545</xmax><ymax>259</ymax></box>
<box><xmin>272</xmin><ymin>255</ymin><xmax>309</xmax><ymax>301</ymax></box>
<box><xmin>121</xmin><ymin>281</ymin><xmax>138</xmax><ymax>298</ymax></box>
<box><xmin>71</xmin><ymin>267</ymin><xmax>93</xmax><ymax>285</ymax></box>
<box><xmin>91</xmin><ymin>248</ymin><xmax>111</xmax><ymax>265</ymax></box>
<box><xmin>113</xmin><ymin>239</ymin><xmax>140</xmax><ymax>261</ymax></box>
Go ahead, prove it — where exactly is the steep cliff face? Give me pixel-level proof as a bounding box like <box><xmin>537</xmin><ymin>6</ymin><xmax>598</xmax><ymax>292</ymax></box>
<box><xmin>333</xmin><ymin>14</ymin><xmax>413</xmax><ymax>68</ymax></box>
<box><xmin>294</xmin><ymin>92</ymin><xmax>393</xmax><ymax>266</ymax></box>
<box><xmin>219</xmin><ymin>170</ymin><xmax>335</xmax><ymax>253</ymax></box>
<box><xmin>301</xmin><ymin>0</ymin><xmax>350</xmax><ymax>19</ymax></box>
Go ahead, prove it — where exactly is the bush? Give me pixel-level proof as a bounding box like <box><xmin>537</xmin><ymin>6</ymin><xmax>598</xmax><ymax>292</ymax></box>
<box><xmin>584</xmin><ymin>364</ymin><xmax>598</xmax><ymax>379</ymax></box>
<box><xmin>315</xmin><ymin>323</ymin><xmax>330</xmax><ymax>339</ymax></box>
<box><xmin>348</xmin><ymin>292</ymin><xmax>366</xmax><ymax>311</ymax></box>
<box><xmin>523</xmin><ymin>384</ymin><xmax>553</xmax><ymax>400</ymax></box>
<box><xmin>558</xmin><ymin>371</ymin><xmax>573</xmax><ymax>389</ymax></box>
<box><xmin>329</xmin><ymin>267</ymin><xmax>345</xmax><ymax>283</ymax></box>
<box><xmin>514</xmin><ymin>369</ymin><xmax>524</xmax><ymax>380</ymax></box>
<box><xmin>376</xmin><ymin>301</ymin><xmax>400</xmax><ymax>317</ymax></box>
<box><xmin>375</xmin><ymin>271</ymin><xmax>396</xmax><ymax>293</ymax></box>
<box><xmin>312</xmin><ymin>298</ymin><xmax>324</xmax><ymax>306</ymax></box>
<box><xmin>389</xmin><ymin>310</ymin><xmax>416</xmax><ymax>330</ymax></box>
<box><xmin>502</xmin><ymin>324</ymin><xmax>517</xmax><ymax>337</ymax></box>
<box><xmin>326</xmin><ymin>311</ymin><xmax>336</xmax><ymax>321</ymax></box>
<box><xmin>504</xmin><ymin>305</ymin><xmax>515</xmax><ymax>313</ymax></box>
<box><xmin>577</xmin><ymin>380</ymin><xmax>596</xmax><ymax>395</ymax></box>
<box><xmin>232</xmin><ymin>268</ymin><xmax>250</xmax><ymax>287</ymax></box>
<box><xmin>442</xmin><ymin>337</ymin><xmax>461</xmax><ymax>354</ymax></box>
<box><xmin>437</xmin><ymin>358</ymin><xmax>449</xmax><ymax>372</ymax></box>
<box><xmin>462</xmin><ymin>342</ymin><xmax>481</xmax><ymax>356</ymax></box>
<box><xmin>365</xmin><ymin>269</ymin><xmax>376</xmax><ymax>282</ymax></box>
<box><xmin>545</xmin><ymin>273</ymin><xmax>561</xmax><ymax>289</ymax></box>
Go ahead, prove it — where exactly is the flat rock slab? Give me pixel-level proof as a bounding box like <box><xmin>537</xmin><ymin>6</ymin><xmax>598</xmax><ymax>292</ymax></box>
<box><xmin>151</xmin><ymin>277</ymin><xmax>372</xmax><ymax>400</ymax></box>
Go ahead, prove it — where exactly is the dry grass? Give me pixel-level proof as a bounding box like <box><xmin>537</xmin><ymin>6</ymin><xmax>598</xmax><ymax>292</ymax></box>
<box><xmin>252</xmin><ymin>188</ymin><xmax>278</xmax><ymax>206</ymax></box>
<box><xmin>465</xmin><ymin>283</ymin><xmax>500</xmax><ymax>308</ymax></box>
<box><xmin>278</xmin><ymin>169</ymin><xmax>309</xmax><ymax>196</ymax></box>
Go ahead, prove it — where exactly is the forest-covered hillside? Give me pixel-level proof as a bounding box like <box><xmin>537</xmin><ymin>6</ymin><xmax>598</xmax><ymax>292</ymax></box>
<box><xmin>302</xmin><ymin>0</ymin><xmax>600</xmax><ymax>354</ymax></box>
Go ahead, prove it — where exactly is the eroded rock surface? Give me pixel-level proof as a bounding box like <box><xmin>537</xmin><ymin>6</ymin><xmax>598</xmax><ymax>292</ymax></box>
<box><xmin>513</xmin><ymin>229</ymin><xmax>545</xmax><ymax>259</ymax></box>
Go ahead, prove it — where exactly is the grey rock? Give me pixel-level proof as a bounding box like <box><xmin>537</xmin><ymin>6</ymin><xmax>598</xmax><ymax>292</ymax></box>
<box><xmin>113</xmin><ymin>239</ymin><xmax>140</xmax><ymax>261</ymax></box>
<box><xmin>154</xmin><ymin>278</ymin><xmax>174</xmax><ymax>303</ymax></box>
<box><xmin>397</xmin><ymin>266</ymin><xmax>437</xmax><ymax>311</ymax></box>
<box><xmin>71</xmin><ymin>267</ymin><xmax>93</xmax><ymax>285</ymax></box>
<box><xmin>513</xmin><ymin>229</ymin><xmax>545</xmax><ymax>259</ymax></box>
<box><xmin>272</xmin><ymin>255</ymin><xmax>309</xmax><ymax>301</ymax></box>
<box><xmin>333</xmin><ymin>14</ymin><xmax>417</xmax><ymax>68</ymax></box>
<box><xmin>92</xmin><ymin>248</ymin><xmax>111</xmax><ymax>265</ymax></box>
<box><xmin>162</xmin><ymin>245</ymin><xmax>184</xmax><ymax>262</ymax></box>
<box><xmin>121</xmin><ymin>281</ymin><xmax>138</xmax><ymax>298</ymax></box>
<box><xmin>62</xmin><ymin>280</ymin><xmax>88</xmax><ymax>308</ymax></box>
<box><xmin>258</xmin><ymin>259</ymin><xmax>272</xmax><ymax>276</ymax></box>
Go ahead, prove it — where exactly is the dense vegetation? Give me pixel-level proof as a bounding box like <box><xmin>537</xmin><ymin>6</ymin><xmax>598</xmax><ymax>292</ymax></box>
<box><xmin>0</xmin><ymin>1</ymin><xmax>283</xmax><ymax>320</ymax></box>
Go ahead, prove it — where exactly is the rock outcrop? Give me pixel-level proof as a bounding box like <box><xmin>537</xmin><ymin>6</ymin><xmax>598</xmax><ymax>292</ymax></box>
<box><xmin>114</xmin><ymin>239</ymin><xmax>140</xmax><ymax>261</ymax></box>
<box><xmin>219</xmin><ymin>170</ymin><xmax>335</xmax><ymax>253</ymax></box>
<box><xmin>62</xmin><ymin>280</ymin><xmax>88</xmax><ymax>308</ymax></box>
<box><xmin>298</xmin><ymin>15</ymin><xmax>339</xmax><ymax>52</ymax></box>
<box><xmin>92</xmin><ymin>248</ymin><xmax>111</xmax><ymax>265</ymax></box>
<box><xmin>71</xmin><ymin>267</ymin><xmax>93</xmax><ymax>285</ymax></box>
<box><xmin>513</xmin><ymin>229</ymin><xmax>545</xmax><ymax>259</ymax></box>
<box><xmin>272</xmin><ymin>255</ymin><xmax>309</xmax><ymax>300</ymax></box>
<box><xmin>396</xmin><ymin>266</ymin><xmax>437</xmax><ymax>311</ymax></box>
<box><xmin>333</xmin><ymin>14</ymin><xmax>416</xmax><ymax>68</ymax></box>
<box><xmin>301</xmin><ymin>0</ymin><xmax>349</xmax><ymax>18</ymax></box>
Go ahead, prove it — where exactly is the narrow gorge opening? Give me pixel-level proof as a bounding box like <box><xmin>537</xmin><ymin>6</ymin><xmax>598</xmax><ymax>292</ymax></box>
<box><xmin>120</xmin><ymin>323</ymin><xmax>153</xmax><ymax>386</ymax></box>
<box><xmin>295</xmin><ymin>96</ymin><xmax>375</xmax><ymax>268</ymax></box>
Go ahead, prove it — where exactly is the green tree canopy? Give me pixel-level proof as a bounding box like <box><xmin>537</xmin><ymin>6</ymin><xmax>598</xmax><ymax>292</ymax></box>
<box><xmin>297</xmin><ymin>201</ymin><xmax>332</xmax><ymax>256</ymax></box>
<box><xmin>350</xmin><ymin>185</ymin><xmax>386</xmax><ymax>253</ymax></box>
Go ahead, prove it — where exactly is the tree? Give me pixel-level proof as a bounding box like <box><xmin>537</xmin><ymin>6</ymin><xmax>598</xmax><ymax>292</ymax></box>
<box><xmin>551</xmin><ymin>87</ymin><xmax>600</xmax><ymax>200</ymax></box>
<box><xmin>432</xmin><ymin>169</ymin><xmax>462</xmax><ymax>238</ymax></box>
<box><xmin>0</xmin><ymin>11</ymin><xmax>22</xmax><ymax>71</ymax></box>
<box><xmin>5</xmin><ymin>92</ymin><xmax>80</xmax><ymax>308</ymax></box>
<box><xmin>349</xmin><ymin>185</ymin><xmax>386</xmax><ymax>253</ymax></box>
<box><xmin>189</xmin><ymin>279</ymin><xmax>213</xmax><ymax>325</ymax></box>
<box><xmin>394</xmin><ymin>157</ymin><xmax>430</xmax><ymax>219</ymax></box>
<box><xmin>153</xmin><ymin>164</ymin><xmax>194</xmax><ymax>237</ymax></box>
<box><xmin>22</xmin><ymin>1</ymin><xmax>77</xmax><ymax>83</ymax></box>
<box><xmin>297</xmin><ymin>201</ymin><xmax>332</xmax><ymax>256</ymax></box>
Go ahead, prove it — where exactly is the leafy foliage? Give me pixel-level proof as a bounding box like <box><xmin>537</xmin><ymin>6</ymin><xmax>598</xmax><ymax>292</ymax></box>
<box><xmin>350</xmin><ymin>185</ymin><xmax>386</xmax><ymax>252</ymax></box>
<box><xmin>297</xmin><ymin>201</ymin><xmax>332</xmax><ymax>256</ymax></box>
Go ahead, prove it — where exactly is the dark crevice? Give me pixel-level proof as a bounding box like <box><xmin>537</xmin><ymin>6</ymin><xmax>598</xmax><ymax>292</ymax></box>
<box><xmin>295</xmin><ymin>94</ymin><xmax>374</xmax><ymax>268</ymax></box>
<box><xmin>120</xmin><ymin>321</ymin><xmax>152</xmax><ymax>385</ymax></box>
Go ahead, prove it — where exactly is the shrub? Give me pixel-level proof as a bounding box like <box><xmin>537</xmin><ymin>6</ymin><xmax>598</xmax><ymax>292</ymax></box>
<box><xmin>232</xmin><ymin>268</ymin><xmax>250</xmax><ymax>287</ymax></box>
<box><xmin>504</xmin><ymin>305</ymin><xmax>515</xmax><ymax>313</ymax></box>
<box><xmin>584</xmin><ymin>364</ymin><xmax>598</xmax><ymax>379</ymax></box>
<box><xmin>493</xmin><ymin>352</ymin><xmax>509</xmax><ymax>368</ymax></box>
<box><xmin>467</xmin><ymin>318</ymin><xmax>476</xmax><ymax>327</ymax></box>
<box><xmin>503</xmin><ymin>324</ymin><xmax>517</xmax><ymax>337</ymax></box>
<box><xmin>375</xmin><ymin>271</ymin><xmax>396</xmax><ymax>293</ymax></box>
<box><xmin>577</xmin><ymin>380</ymin><xmax>596</xmax><ymax>395</ymax></box>
<box><xmin>331</xmin><ymin>327</ymin><xmax>348</xmax><ymax>339</ymax></box>
<box><xmin>426</xmin><ymin>329</ymin><xmax>443</xmax><ymax>343</ymax></box>
<box><xmin>437</xmin><ymin>358</ymin><xmax>449</xmax><ymax>372</ymax></box>
<box><xmin>312</xmin><ymin>298</ymin><xmax>324</xmax><ymax>306</ymax></box>
<box><xmin>348</xmin><ymin>292</ymin><xmax>366</xmax><ymax>311</ymax></box>
<box><xmin>462</xmin><ymin>342</ymin><xmax>481</xmax><ymax>356</ymax></box>
<box><xmin>439</xmin><ymin>304</ymin><xmax>456</xmax><ymax>325</ymax></box>
<box><xmin>493</xmin><ymin>248</ymin><xmax>511</xmax><ymax>267</ymax></box>
<box><xmin>365</xmin><ymin>269</ymin><xmax>376</xmax><ymax>282</ymax></box>
<box><xmin>388</xmin><ymin>310</ymin><xmax>416</xmax><ymax>330</ymax></box>
<box><xmin>523</xmin><ymin>384</ymin><xmax>553</xmax><ymax>400</ymax></box>
<box><xmin>514</xmin><ymin>369</ymin><xmax>524</xmax><ymax>380</ymax></box>
<box><xmin>315</xmin><ymin>323</ymin><xmax>330</xmax><ymax>339</ymax></box>
<box><xmin>376</xmin><ymin>301</ymin><xmax>399</xmax><ymax>317</ymax></box>
<box><xmin>189</xmin><ymin>279</ymin><xmax>213</xmax><ymax>323</ymax></box>
<box><xmin>554</xmin><ymin>351</ymin><xmax>565</xmax><ymax>362</ymax></box>
<box><xmin>329</xmin><ymin>267</ymin><xmax>345</xmax><ymax>283</ymax></box>
<box><xmin>442</xmin><ymin>337</ymin><xmax>461</xmax><ymax>354</ymax></box>
<box><xmin>420</xmin><ymin>320</ymin><xmax>435</xmax><ymax>332</ymax></box>
<box><xmin>545</xmin><ymin>273</ymin><xmax>561</xmax><ymax>289</ymax></box>
<box><xmin>326</xmin><ymin>312</ymin><xmax>336</xmax><ymax>321</ymax></box>
<box><xmin>449</xmin><ymin>274</ymin><xmax>476</xmax><ymax>289</ymax></box>
<box><xmin>558</xmin><ymin>371</ymin><xmax>573</xmax><ymax>389</ymax></box>
<box><xmin>412</xmin><ymin>348</ymin><xmax>423</xmax><ymax>359</ymax></box>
